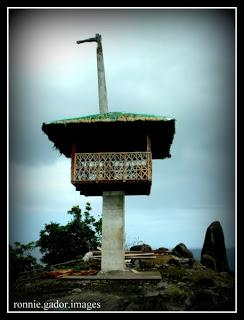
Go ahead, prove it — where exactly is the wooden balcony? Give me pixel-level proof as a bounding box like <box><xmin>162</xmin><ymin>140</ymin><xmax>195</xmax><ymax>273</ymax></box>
<box><xmin>71</xmin><ymin>151</ymin><xmax>152</xmax><ymax>196</ymax></box>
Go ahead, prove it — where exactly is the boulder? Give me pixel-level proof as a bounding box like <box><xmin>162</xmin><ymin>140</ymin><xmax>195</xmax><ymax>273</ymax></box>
<box><xmin>130</xmin><ymin>243</ymin><xmax>152</xmax><ymax>252</ymax></box>
<box><xmin>171</xmin><ymin>243</ymin><xmax>193</xmax><ymax>258</ymax></box>
<box><xmin>201</xmin><ymin>221</ymin><xmax>229</xmax><ymax>272</ymax></box>
<box><xmin>71</xmin><ymin>288</ymin><xmax>82</xmax><ymax>294</ymax></box>
<box><xmin>168</xmin><ymin>257</ymin><xmax>182</xmax><ymax>267</ymax></box>
<box><xmin>155</xmin><ymin>247</ymin><xmax>169</xmax><ymax>254</ymax></box>
<box><xmin>201</xmin><ymin>254</ymin><xmax>217</xmax><ymax>271</ymax></box>
<box><xmin>168</xmin><ymin>256</ymin><xmax>195</xmax><ymax>268</ymax></box>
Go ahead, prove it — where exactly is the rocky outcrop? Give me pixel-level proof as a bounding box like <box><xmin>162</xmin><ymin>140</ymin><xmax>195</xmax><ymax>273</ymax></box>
<box><xmin>171</xmin><ymin>243</ymin><xmax>193</xmax><ymax>259</ymax></box>
<box><xmin>130</xmin><ymin>244</ymin><xmax>152</xmax><ymax>252</ymax></box>
<box><xmin>201</xmin><ymin>221</ymin><xmax>229</xmax><ymax>272</ymax></box>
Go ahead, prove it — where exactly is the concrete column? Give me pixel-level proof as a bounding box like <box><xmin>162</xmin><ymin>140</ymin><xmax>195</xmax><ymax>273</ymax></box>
<box><xmin>101</xmin><ymin>191</ymin><xmax>125</xmax><ymax>272</ymax></box>
<box><xmin>96</xmin><ymin>43</ymin><xmax>108</xmax><ymax>114</ymax></box>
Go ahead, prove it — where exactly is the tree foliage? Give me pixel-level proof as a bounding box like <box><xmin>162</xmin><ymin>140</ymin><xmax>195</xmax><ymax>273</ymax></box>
<box><xmin>9</xmin><ymin>241</ymin><xmax>38</xmax><ymax>284</ymax></box>
<box><xmin>36</xmin><ymin>203</ymin><xmax>102</xmax><ymax>265</ymax></box>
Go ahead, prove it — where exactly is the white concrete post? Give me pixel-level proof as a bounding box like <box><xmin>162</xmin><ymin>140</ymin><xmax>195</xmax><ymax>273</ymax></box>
<box><xmin>101</xmin><ymin>191</ymin><xmax>125</xmax><ymax>272</ymax></box>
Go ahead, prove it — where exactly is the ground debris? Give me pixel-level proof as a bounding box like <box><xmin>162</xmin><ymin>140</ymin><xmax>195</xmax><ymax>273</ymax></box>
<box><xmin>40</xmin><ymin>268</ymin><xmax>98</xmax><ymax>279</ymax></box>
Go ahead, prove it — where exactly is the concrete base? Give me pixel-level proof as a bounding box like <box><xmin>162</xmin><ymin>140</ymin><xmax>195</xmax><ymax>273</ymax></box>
<box><xmin>101</xmin><ymin>191</ymin><xmax>125</xmax><ymax>272</ymax></box>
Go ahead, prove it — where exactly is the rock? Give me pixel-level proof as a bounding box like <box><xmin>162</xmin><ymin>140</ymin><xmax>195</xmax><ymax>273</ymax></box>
<box><xmin>125</xmin><ymin>302</ymin><xmax>140</xmax><ymax>311</ymax></box>
<box><xmin>192</xmin><ymin>261</ymin><xmax>206</xmax><ymax>270</ymax></box>
<box><xmin>218</xmin><ymin>281</ymin><xmax>234</xmax><ymax>289</ymax></box>
<box><xmin>100</xmin><ymin>295</ymin><xmax>124</xmax><ymax>311</ymax></box>
<box><xmin>131</xmin><ymin>259</ymin><xmax>140</xmax><ymax>268</ymax></box>
<box><xmin>130</xmin><ymin>243</ymin><xmax>152</xmax><ymax>252</ymax></box>
<box><xmin>83</xmin><ymin>251</ymin><xmax>93</xmax><ymax>261</ymax></box>
<box><xmin>158</xmin><ymin>264</ymin><xmax>169</xmax><ymax>270</ymax></box>
<box><xmin>168</xmin><ymin>257</ymin><xmax>182</xmax><ymax>267</ymax></box>
<box><xmin>201</xmin><ymin>221</ymin><xmax>229</xmax><ymax>272</ymax></box>
<box><xmin>171</xmin><ymin>243</ymin><xmax>193</xmax><ymax>258</ymax></box>
<box><xmin>195</xmin><ymin>277</ymin><xmax>218</xmax><ymax>288</ymax></box>
<box><xmin>185</xmin><ymin>296</ymin><xmax>192</xmax><ymax>308</ymax></box>
<box><xmin>155</xmin><ymin>247</ymin><xmax>169</xmax><ymax>253</ymax></box>
<box><xmin>71</xmin><ymin>288</ymin><xmax>82</xmax><ymax>294</ymax></box>
<box><xmin>144</xmin><ymin>289</ymin><xmax>165</xmax><ymax>297</ymax></box>
<box><xmin>167</xmin><ymin>255</ymin><xmax>194</xmax><ymax>269</ymax></box>
<box><xmin>155</xmin><ymin>281</ymin><xmax>169</xmax><ymax>290</ymax></box>
<box><xmin>189</xmin><ymin>289</ymin><xmax>217</xmax><ymax>310</ymax></box>
<box><xmin>177</xmin><ymin>282</ymin><xmax>186</xmax><ymax>287</ymax></box>
<box><xmin>201</xmin><ymin>254</ymin><xmax>217</xmax><ymax>271</ymax></box>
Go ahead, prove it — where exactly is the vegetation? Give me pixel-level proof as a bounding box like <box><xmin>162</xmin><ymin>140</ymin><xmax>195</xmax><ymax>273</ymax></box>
<box><xmin>164</xmin><ymin>286</ymin><xmax>187</xmax><ymax>301</ymax></box>
<box><xmin>9</xmin><ymin>241</ymin><xmax>40</xmax><ymax>284</ymax></box>
<box><xmin>36</xmin><ymin>203</ymin><xmax>102</xmax><ymax>265</ymax></box>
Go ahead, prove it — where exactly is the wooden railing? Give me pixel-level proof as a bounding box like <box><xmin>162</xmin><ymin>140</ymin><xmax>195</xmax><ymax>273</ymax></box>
<box><xmin>71</xmin><ymin>152</ymin><xmax>152</xmax><ymax>183</ymax></box>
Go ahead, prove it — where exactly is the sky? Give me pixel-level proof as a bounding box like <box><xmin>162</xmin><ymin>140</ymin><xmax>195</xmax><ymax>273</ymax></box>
<box><xmin>9</xmin><ymin>9</ymin><xmax>236</xmax><ymax>252</ymax></box>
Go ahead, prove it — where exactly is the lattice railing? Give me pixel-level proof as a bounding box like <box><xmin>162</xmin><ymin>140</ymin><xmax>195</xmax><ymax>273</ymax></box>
<box><xmin>72</xmin><ymin>152</ymin><xmax>152</xmax><ymax>183</ymax></box>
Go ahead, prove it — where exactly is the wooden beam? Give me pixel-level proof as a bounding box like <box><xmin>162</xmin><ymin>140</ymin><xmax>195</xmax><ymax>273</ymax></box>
<box><xmin>71</xmin><ymin>143</ymin><xmax>76</xmax><ymax>182</ymax></box>
<box><xmin>147</xmin><ymin>135</ymin><xmax>151</xmax><ymax>153</ymax></box>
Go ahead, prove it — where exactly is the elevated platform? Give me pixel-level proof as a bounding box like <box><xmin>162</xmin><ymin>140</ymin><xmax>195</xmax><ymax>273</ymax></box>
<box><xmin>42</xmin><ymin>112</ymin><xmax>175</xmax><ymax>196</ymax></box>
<box><xmin>71</xmin><ymin>151</ymin><xmax>152</xmax><ymax>196</ymax></box>
<box><xmin>42</xmin><ymin>112</ymin><xmax>175</xmax><ymax>160</ymax></box>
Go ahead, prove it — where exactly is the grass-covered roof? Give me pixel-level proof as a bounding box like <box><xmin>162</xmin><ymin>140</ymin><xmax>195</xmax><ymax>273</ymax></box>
<box><xmin>42</xmin><ymin>112</ymin><xmax>175</xmax><ymax>159</ymax></box>
<box><xmin>45</xmin><ymin>112</ymin><xmax>173</xmax><ymax>124</ymax></box>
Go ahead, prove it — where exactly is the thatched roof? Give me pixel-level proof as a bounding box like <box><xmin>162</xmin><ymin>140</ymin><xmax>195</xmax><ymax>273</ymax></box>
<box><xmin>45</xmin><ymin>112</ymin><xmax>171</xmax><ymax>124</ymax></box>
<box><xmin>42</xmin><ymin>112</ymin><xmax>175</xmax><ymax>159</ymax></box>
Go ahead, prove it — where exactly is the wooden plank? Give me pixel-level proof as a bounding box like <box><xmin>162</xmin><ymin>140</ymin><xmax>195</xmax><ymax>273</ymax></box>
<box><xmin>125</xmin><ymin>252</ymin><xmax>154</xmax><ymax>257</ymax></box>
<box><xmin>92</xmin><ymin>250</ymin><xmax>155</xmax><ymax>255</ymax></box>
<box><xmin>129</xmin><ymin>256</ymin><xmax>156</xmax><ymax>259</ymax></box>
<box><xmin>93</xmin><ymin>255</ymin><xmax>156</xmax><ymax>259</ymax></box>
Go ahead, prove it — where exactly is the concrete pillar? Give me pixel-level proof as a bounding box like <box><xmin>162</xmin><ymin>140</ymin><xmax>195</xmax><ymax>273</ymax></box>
<box><xmin>101</xmin><ymin>191</ymin><xmax>125</xmax><ymax>272</ymax></box>
<box><xmin>96</xmin><ymin>43</ymin><xmax>108</xmax><ymax>114</ymax></box>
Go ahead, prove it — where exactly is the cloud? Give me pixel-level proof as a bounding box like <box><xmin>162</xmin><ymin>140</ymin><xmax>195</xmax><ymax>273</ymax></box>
<box><xmin>9</xmin><ymin>159</ymin><xmax>102</xmax><ymax>243</ymax></box>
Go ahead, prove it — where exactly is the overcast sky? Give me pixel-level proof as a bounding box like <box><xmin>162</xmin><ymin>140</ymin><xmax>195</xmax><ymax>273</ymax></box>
<box><xmin>9</xmin><ymin>9</ymin><xmax>235</xmax><ymax>251</ymax></box>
